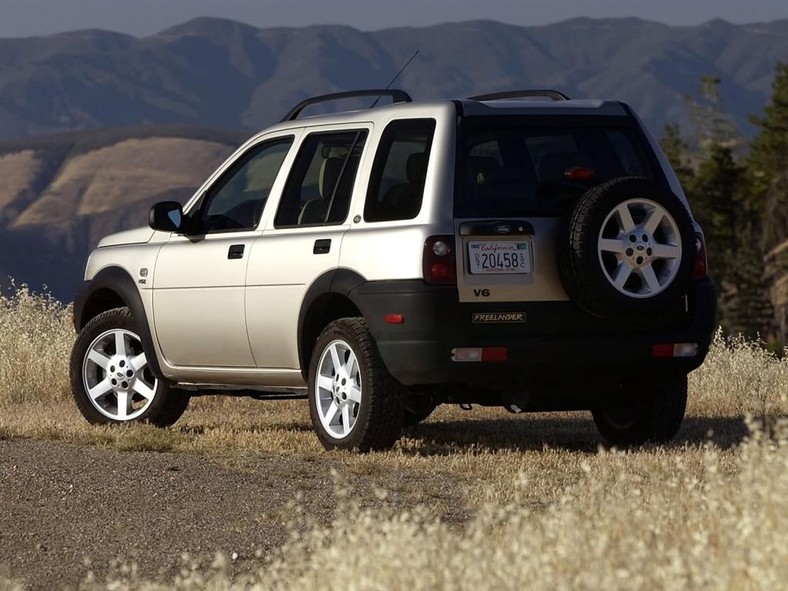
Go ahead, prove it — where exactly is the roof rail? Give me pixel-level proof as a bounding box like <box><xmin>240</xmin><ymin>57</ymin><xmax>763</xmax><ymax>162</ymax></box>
<box><xmin>282</xmin><ymin>89</ymin><xmax>413</xmax><ymax>122</ymax></box>
<box><xmin>469</xmin><ymin>89</ymin><xmax>570</xmax><ymax>102</ymax></box>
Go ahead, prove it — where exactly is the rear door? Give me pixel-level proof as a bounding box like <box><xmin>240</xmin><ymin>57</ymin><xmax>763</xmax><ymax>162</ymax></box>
<box><xmin>245</xmin><ymin>125</ymin><xmax>371</xmax><ymax>369</ymax></box>
<box><xmin>454</xmin><ymin>117</ymin><xmax>658</xmax><ymax>307</ymax></box>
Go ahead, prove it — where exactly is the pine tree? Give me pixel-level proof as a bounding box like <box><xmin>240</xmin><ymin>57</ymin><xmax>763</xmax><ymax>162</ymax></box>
<box><xmin>690</xmin><ymin>145</ymin><xmax>741</xmax><ymax>275</ymax></box>
<box><xmin>679</xmin><ymin>72</ymin><xmax>779</xmax><ymax>339</ymax></box>
<box><xmin>685</xmin><ymin>75</ymin><xmax>739</xmax><ymax>151</ymax></box>
<box><xmin>659</xmin><ymin>123</ymin><xmax>695</xmax><ymax>190</ymax></box>
<box><xmin>748</xmin><ymin>62</ymin><xmax>788</xmax><ymax>344</ymax></box>
<box><xmin>688</xmin><ymin>144</ymin><xmax>771</xmax><ymax>337</ymax></box>
<box><xmin>749</xmin><ymin>62</ymin><xmax>788</xmax><ymax>255</ymax></box>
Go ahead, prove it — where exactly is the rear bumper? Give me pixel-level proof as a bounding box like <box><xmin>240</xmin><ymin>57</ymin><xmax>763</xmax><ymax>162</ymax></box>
<box><xmin>351</xmin><ymin>279</ymin><xmax>717</xmax><ymax>389</ymax></box>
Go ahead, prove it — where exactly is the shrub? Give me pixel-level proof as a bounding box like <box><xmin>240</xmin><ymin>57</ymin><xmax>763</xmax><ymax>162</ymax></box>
<box><xmin>0</xmin><ymin>285</ymin><xmax>73</xmax><ymax>405</ymax></box>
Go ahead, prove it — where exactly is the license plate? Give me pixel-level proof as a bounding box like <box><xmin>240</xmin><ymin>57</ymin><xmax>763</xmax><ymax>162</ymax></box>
<box><xmin>468</xmin><ymin>240</ymin><xmax>532</xmax><ymax>274</ymax></box>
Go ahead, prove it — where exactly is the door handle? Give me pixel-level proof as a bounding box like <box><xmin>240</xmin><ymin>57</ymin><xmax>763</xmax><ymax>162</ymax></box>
<box><xmin>313</xmin><ymin>239</ymin><xmax>331</xmax><ymax>254</ymax></box>
<box><xmin>228</xmin><ymin>244</ymin><xmax>245</xmax><ymax>259</ymax></box>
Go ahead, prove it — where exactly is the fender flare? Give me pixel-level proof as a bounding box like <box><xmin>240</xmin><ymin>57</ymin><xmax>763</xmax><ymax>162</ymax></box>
<box><xmin>74</xmin><ymin>266</ymin><xmax>168</xmax><ymax>381</ymax></box>
<box><xmin>297</xmin><ymin>268</ymin><xmax>367</xmax><ymax>373</ymax></box>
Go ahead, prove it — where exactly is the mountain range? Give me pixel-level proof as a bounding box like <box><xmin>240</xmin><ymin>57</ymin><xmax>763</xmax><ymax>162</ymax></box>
<box><xmin>0</xmin><ymin>17</ymin><xmax>787</xmax><ymax>141</ymax></box>
<box><xmin>0</xmin><ymin>17</ymin><xmax>787</xmax><ymax>301</ymax></box>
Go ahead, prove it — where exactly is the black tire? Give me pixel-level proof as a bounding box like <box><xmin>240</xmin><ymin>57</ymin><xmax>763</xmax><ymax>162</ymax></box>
<box><xmin>403</xmin><ymin>397</ymin><xmax>437</xmax><ymax>428</ymax></box>
<box><xmin>592</xmin><ymin>375</ymin><xmax>688</xmax><ymax>447</ymax></box>
<box><xmin>559</xmin><ymin>177</ymin><xmax>696</xmax><ymax>318</ymax></box>
<box><xmin>307</xmin><ymin>318</ymin><xmax>404</xmax><ymax>451</ymax></box>
<box><xmin>70</xmin><ymin>308</ymin><xmax>189</xmax><ymax>427</ymax></box>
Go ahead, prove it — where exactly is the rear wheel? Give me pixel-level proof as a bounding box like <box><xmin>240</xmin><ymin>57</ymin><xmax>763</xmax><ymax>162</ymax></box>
<box><xmin>308</xmin><ymin>318</ymin><xmax>404</xmax><ymax>451</ymax></box>
<box><xmin>70</xmin><ymin>308</ymin><xmax>189</xmax><ymax>427</ymax></box>
<box><xmin>592</xmin><ymin>375</ymin><xmax>688</xmax><ymax>446</ymax></box>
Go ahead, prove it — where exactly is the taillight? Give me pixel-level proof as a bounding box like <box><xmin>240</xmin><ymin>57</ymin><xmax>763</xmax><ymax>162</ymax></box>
<box><xmin>692</xmin><ymin>232</ymin><xmax>709</xmax><ymax>280</ymax></box>
<box><xmin>423</xmin><ymin>235</ymin><xmax>456</xmax><ymax>285</ymax></box>
<box><xmin>564</xmin><ymin>166</ymin><xmax>595</xmax><ymax>182</ymax></box>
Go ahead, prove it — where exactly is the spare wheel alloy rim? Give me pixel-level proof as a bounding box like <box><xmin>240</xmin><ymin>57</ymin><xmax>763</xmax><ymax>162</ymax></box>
<box><xmin>315</xmin><ymin>339</ymin><xmax>362</xmax><ymax>439</ymax></box>
<box><xmin>82</xmin><ymin>328</ymin><xmax>157</xmax><ymax>421</ymax></box>
<box><xmin>597</xmin><ymin>198</ymin><xmax>682</xmax><ymax>299</ymax></box>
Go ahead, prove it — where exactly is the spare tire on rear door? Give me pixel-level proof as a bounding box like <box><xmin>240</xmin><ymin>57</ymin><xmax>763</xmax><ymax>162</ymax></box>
<box><xmin>558</xmin><ymin>177</ymin><xmax>695</xmax><ymax>318</ymax></box>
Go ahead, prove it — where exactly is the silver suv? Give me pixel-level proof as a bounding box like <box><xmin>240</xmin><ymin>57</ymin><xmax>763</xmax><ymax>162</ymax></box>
<box><xmin>70</xmin><ymin>89</ymin><xmax>717</xmax><ymax>451</ymax></box>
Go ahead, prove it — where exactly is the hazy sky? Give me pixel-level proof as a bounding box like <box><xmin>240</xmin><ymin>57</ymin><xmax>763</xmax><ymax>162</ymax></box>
<box><xmin>1</xmin><ymin>0</ymin><xmax>787</xmax><ymax>37</ymax></box>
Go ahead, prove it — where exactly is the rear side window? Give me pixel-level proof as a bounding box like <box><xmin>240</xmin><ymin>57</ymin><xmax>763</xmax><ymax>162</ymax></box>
<box><xmin>457</xmin><ymin>123</ymin><xmax>656</xmax><ymax>218</ymax></box>
<box><xmin>275</xmin><ymin>130</ymin><xmax>367</xmax><ymax>227</ymax></box>
<box><xmin>365</xmin><ymin>119</ymin><xmax>436</xmax><ymax>222</ymax></box>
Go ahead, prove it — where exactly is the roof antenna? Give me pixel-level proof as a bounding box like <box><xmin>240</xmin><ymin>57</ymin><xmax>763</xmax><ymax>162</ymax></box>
<box><xmin>370</xmin><ymin>50</ymin><xmax>420</xmax><ymax>108</ymax></box>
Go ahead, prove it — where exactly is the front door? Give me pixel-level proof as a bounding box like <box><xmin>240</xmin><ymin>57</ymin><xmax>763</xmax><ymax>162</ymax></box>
<box><xmin>152</xmin><ymin>135</ymin><xmax>295</xmax><ymax>368</ymax></box>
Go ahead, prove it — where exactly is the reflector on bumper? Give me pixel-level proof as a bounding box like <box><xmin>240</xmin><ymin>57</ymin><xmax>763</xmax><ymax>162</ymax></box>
<box><xmin>651</xmin><ymin>343</ymin><xmax>698</xmax><ymax>358</ymax></box>
<box><xmin>451</xmin><ymin>347</ymin><xmax>508</xmax><ymax>362</ymax></box>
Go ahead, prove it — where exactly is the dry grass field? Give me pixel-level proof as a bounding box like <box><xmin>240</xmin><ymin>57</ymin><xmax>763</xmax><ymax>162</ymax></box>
<box><xmin>1</xmin><ymin>287</ymin><xmax>786</xmax><ymax>590</ymax></box>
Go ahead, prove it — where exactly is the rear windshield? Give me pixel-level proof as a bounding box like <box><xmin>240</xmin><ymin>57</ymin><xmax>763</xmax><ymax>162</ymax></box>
<box><xmin>456</xmin><ymin>119</ymin><xmax>658</xmax><ymax>217</ymax></box>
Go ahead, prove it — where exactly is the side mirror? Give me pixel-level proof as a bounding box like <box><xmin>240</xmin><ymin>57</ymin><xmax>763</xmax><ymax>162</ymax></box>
<box><xmin>149</xmin><ymin>201</ymin><xmax>184</xmax><ymax>232</ymax></box>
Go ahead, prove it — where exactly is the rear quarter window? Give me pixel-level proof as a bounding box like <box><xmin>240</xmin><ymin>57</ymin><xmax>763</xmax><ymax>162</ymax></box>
<box><xmin>364</xmin><ymin>119</ymin><xmax>436</xmax><ymax>222</ymax></box>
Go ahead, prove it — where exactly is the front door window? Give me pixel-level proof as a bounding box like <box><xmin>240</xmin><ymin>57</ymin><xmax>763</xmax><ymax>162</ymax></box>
<box><xmin>188</xmin><ymin>137</ymin><xmax>294</xmax><ymax>234</ymax></box>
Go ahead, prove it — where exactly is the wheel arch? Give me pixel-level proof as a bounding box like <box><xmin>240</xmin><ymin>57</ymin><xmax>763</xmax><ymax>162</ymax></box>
<box><xmin>74</xmin><ymin>266</ymin><xmax>168</xmax><ymax>381</ymax></box>
<box><xmin>298</xmin><ymin>269</ymin><xmax>366</xmax><ymax>380</ymax></box>
<box><xmin>77</xmin><ymin>287</ymin><xmax>126</xmax><ymax>330</ymax></box>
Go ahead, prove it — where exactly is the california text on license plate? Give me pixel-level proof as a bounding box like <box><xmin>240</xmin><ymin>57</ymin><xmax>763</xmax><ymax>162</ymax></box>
<box><xmin>468</xmin><ymin>240</ymin><xmax>532</xmax><ymax>274</ymax></box>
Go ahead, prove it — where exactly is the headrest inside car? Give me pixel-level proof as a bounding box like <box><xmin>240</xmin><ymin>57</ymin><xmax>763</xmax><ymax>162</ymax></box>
<box><xmin>406</xmin><ymin>152</ymin><xmax>428</xmax><ymax>184</ymax></box>
<box><xmin>320</xmin><ymin>157</ymin><xmax>345</xmax><ymax>198</ymax></box>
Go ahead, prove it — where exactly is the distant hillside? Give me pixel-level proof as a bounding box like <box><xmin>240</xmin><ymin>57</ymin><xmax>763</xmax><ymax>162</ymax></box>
<box><xmin>0</xmin><ymin>126</ymin><xmax>246</xmax><ymax>300</ymax></box>
<box><xmin>2</xmin><ymin>17</ymin><xmax>787</xmax><ymax>302</ymax></box>
<box><xmin>0</xmin><ymin>17</ymin><xmax>786</xmax><ymax>140</ymax></box>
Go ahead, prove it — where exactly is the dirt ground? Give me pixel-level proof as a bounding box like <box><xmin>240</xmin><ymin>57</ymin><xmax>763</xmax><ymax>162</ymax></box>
<box><xmin>0</xmin><ymin>438</ymin><xmax>471</xmax><ymax>590</ymax></box>
<box><xmin>0</xmin><ymin>392</ymin><xmax>756</xmax><ymax>591</ymax></box>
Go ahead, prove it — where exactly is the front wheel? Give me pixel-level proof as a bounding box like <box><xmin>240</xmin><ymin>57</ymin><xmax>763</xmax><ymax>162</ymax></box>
<box><xmin>70</xmin><ymin>308</ymin><xmax>189</xmax><ymax>427</ymax></box>
<box><xmin>592</xmin><ymin>375</ymin><xmax>688</xmax><ymax>447</ymax></box>
<box><xmin>308</xmin><ymin>318</ymin><xmax>403</xmax><ymax>451</ymax></box>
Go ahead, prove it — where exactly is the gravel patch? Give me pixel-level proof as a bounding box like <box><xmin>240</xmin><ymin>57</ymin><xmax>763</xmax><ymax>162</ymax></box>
<box><xmin>0</xmin><ymin>438</ymin><xmax>468</xmax><ymax>590</ymax></box>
